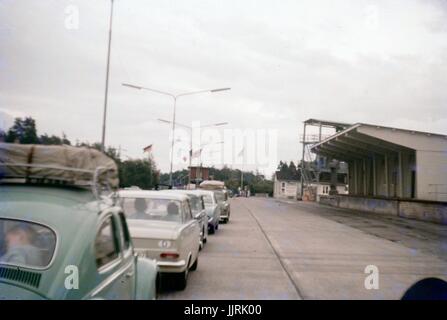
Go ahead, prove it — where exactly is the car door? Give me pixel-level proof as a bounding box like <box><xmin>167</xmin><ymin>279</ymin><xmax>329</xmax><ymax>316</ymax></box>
<box><xmin>117</xmin><ymin>211</ymin><xmax>136</xmax><ymax>299</ymax></box>
<box><xmin>213</xmin><ymin>193</ymin><xmax>221</xmax><ymax>221</ymax></box>
<box><xmin>90</xmin><ymin>212</ymin><xmax>130</xmax><ymax>300</ymax></box>
<box><xmin>182</xmin><ymin>200</ymin><xmax>199</xmax><ymax>264</ymax></box>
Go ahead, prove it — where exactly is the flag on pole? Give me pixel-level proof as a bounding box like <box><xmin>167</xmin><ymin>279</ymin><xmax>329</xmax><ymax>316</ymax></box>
<box><xmin>143</xmin><ymin>144</ymin><xmax>153</xmax><ymax>153</ymax></box>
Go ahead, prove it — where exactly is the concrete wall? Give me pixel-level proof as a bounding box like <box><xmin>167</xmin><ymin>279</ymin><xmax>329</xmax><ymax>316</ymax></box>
<box><xmin>399</xmin><ymin>201</ymin><xmax>447</xmax><ymax>224</ymax></box>
<box><xmin>336</xmin><ymin>195</ymin><xmax>399</xmax><ymax>216</ymax></box>
<box><xmin>416</xmin><ymin>150</ymin><xmax>447</xmax><ymax>202</ymax></box>
<box><xmin>319</xmin><ymin>195</ymin><xmax>447</xmax><ymax>225</ymax></box>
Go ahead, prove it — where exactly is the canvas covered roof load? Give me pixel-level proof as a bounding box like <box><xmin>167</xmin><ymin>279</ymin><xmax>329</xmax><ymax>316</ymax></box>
<box><xmin>0</xmin><ymin>143</ymin><xmax>119</xmax><ymax>189</ymax></box>
<box><xmin>199</xmin><ymin>180</ymin><xmax>225</xmax><ymax>190</ymax></box>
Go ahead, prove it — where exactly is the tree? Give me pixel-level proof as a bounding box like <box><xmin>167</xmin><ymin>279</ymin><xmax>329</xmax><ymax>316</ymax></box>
<box><xmin>40</xmin><ymin>133</ymin><xmax>71</xmax><ymax>145</ymax></box>
<box><xmin>120</xmin><ymin>159</ymin><xmax>159</xmax><ymax>189</ymax></box>
<box><xmin>5</xmin><ymin>117</ymin><xmax>39</xmax><ymax>144</ymax></box>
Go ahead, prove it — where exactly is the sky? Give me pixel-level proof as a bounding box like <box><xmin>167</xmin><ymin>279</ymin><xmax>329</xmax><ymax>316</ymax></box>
<box><xmin>1</xmin><ymin>0</ymin><xmax>447</xmax><ymax>176</ymax></box>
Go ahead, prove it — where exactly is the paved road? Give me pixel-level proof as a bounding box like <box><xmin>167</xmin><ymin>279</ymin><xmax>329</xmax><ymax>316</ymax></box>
<box><xmin>159</xmin><ymin>197</ymin><xmax>447</xmax><ymax>299</ymax></box>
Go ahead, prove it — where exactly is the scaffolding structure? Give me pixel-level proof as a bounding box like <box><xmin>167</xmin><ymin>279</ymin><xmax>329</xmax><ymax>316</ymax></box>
<box><xmin>299</xmin><ymin>119</ymin><xmax>351</xmax><ymax>199</ymax></box>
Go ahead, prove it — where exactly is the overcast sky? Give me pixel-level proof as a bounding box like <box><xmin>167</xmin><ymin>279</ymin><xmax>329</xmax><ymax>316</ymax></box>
<box><xmin>1</xmin><ymin>0</ymin><xmax>447</xmax><ymax>175</ymax></box>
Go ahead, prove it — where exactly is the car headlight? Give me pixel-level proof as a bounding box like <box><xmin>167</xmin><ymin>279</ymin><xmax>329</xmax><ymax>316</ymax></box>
<box><xmin>158</xmin><ymin>240</ymin><xmax>172</xmax><ymax>249</ymax></box>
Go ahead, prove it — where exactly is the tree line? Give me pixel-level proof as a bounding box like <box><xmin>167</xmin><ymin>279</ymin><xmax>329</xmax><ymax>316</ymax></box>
<box><xmin>1</xmin><ymin>117</ymin><xmax>158</xmax><ymax>189</ymax></box>
<box><xmin>1</xmin><ymin>117</ymin><xmax>298</xmax><ymax>196</ymax></box>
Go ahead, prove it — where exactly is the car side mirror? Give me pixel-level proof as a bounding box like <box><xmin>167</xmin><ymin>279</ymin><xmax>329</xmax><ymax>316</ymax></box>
<box><xmin>194</xmin><ymin>212</ymin><xmax>202</xmax><ymax>220</ymax></box>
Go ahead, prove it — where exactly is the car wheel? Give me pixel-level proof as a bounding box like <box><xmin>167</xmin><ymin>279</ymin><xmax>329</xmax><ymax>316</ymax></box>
<box><xmin>190</xmin><ymin>257</ymin><xmax>198</xmax><ymax>271</ymax></box>
<box><xmin>177</xmin><ymin>266</ymin><xmax>189</xmax><ymax>290</ymax></box>
<box><xmin>202</xmin><ymin>227</ymin><xmax>206</xmax><ymax>243</ymax></box>
<box><xmin>215</xmin><ymin>222</ymin><xmax>219</xmax><ymax>230</ymax></box>
<box><xmin>208</xmin><ymin>224</ymin><xmax>215</xmax><ymax>234</ymax></box>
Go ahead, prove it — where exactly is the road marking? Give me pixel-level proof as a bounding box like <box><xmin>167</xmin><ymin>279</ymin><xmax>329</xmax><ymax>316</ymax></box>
<box><xmin>240</xmin><ymin>200</ymin><xmax>304</xmax><ymax>299</ymax></box>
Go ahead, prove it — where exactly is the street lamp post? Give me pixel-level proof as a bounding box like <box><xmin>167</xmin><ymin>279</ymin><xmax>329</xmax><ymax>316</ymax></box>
<box><xmin>122</xmin><ymin>83</ymin><xmax>230</xmax><ymax>186</ymax></box>
<box><xmin>101</xmin><ymin>0</ymin><xmax>115</xmax><ymax>151</ymax></box>
<box><xmin>157</xmin><ymin>119</ymin><xmax>228</xmax><ymax>186</ymax></box>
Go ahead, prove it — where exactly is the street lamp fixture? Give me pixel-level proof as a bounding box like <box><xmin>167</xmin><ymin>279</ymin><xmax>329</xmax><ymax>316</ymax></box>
<box><xmin>123</xmin><ymin>82</ymin><xmax>231</xmax><ymax>186</ymax></box>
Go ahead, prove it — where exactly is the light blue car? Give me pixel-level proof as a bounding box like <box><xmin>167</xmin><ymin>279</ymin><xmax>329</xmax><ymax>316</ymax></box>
<box><xmin>185</xmin><ymin>190</ymin><xmax>221</xmax><ymax>234</ymax></box>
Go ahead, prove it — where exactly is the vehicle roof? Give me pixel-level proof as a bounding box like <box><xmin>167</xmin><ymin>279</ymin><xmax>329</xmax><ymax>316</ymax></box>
<box><xmin>165</xmin><ymin>189</ymin><xmax>201</xmax><ymax>197</ymax></box>
<box><xmin>118</xmin><ymin>189</ymin><xmax>189</xmax><ymax>201</ymax></box>
<box><xmin>179</xmin><ymin>189</ymin><xmax>215</xmax><ymax>196</ymax></box>
<box><xmin>0</xmin><ymin>184</ymin><xmax>101</xmax><ymax>233</ymax></box>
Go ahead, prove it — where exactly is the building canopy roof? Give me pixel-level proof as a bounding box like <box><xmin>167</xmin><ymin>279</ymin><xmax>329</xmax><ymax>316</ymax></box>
<box><xmin>310</xmin><ymin>122</ymin><xmax>447</xmax><ymax>161</ymax></box>
<box><xmin>304</xmin><ymin>118</ymin><xmax>352</xmax><ymax>129</ymax></box>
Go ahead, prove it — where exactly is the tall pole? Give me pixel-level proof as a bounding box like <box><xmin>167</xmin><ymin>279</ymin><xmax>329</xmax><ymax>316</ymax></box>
<box><xmin>241</xmin><ymin>171</ymin><xmax>244</xmax><ymax>195</ymax></box>
<box><xmin>188</xmin><ymin>137</ymin><xmax>192</xmax><ymax>187</ymax></box>
<box><xmin>169</xmin><ymin>97</ymin><xmax>177</xmax><ymax>187</ymax></box>
<box><xmin>300</xmin><ymin>122</ymin><xmax>307</xmax><ymax>198</ymax></box>
<box><xmin>101</xmin><ymin>0</ymin><xmax>114</xmax><ymax>151</ymax></box>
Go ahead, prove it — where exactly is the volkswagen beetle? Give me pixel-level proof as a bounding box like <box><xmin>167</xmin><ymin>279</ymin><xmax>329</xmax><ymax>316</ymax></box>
<box><xmin>0</xmin><ymin>143</ymin><xmax>158</xmax><ymax>300</ymax></box>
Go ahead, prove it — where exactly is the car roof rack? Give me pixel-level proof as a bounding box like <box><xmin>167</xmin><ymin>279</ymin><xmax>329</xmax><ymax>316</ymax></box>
<box><xmin>0</xmin><ymin>163</ymin><xmax>114</xmax><ymax>199</ymax></box>
<box><xmin>0</xmin><ymin>143</ymin><xmax>119</xmax><ymax>200</ymax></box>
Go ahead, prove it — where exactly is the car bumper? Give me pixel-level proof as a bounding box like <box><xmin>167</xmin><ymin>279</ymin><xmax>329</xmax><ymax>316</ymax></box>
<box><xmin>220</xmin><ymin>212</ymin><xmax>229</xmax><ymax>219</ymax></box>
<box><xmin>157</xmin><ymin>260</ymin><xmax>187</xmax><ymax>273</ymax></box>
<box><xmin>135</xmin><ymin>249</ymin><xmax>187</xmax><ymax>273</ymax></box>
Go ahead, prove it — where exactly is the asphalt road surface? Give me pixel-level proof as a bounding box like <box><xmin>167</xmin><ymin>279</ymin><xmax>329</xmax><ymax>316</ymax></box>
<box><xmin>159</xmin><ymin>197</ymin><xmax>447</xmax><ymax>300</ymax></box>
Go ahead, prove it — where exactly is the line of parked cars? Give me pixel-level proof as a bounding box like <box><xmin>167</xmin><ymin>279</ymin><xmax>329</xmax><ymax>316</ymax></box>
<box><xmin>117</xmin><ymin>184</ymin><xmax>230</xmax><ymax>290</ymax></box>
<box><xmin>0</xmin><ymin>143</ymin><xmax>230</xmax><ymax>299</ymax></box>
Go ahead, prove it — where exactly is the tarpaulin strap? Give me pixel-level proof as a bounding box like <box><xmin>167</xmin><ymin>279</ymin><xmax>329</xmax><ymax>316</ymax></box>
<box><xmin>25</xmin><ymin>145</ymin><xmax>35</xmax><ymax>182</ymax></box>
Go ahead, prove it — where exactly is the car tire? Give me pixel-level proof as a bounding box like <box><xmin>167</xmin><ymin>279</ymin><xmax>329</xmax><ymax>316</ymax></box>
<box><xmin>190</xmin><ymin>257</ymin><xmax>198</xmax><ymax>271</ymax></box>
<box><xmin>215</xmin><ymin>222</ymin><xmax>219</xmax><ymax>230</ymax></box>
<box><xmin>201</xmin><ymin>227</ymin><xmax>206</xmax><ymax>245</ymax></box>
<box><xmin>208</xmin><ymin>224</ymin><xmax>215</xmax><ymax>234</ymax></box>
<box><xmin>177</xmin><ymin>266</ymin><xmax>189</xmax><ymax>290</ymax></box>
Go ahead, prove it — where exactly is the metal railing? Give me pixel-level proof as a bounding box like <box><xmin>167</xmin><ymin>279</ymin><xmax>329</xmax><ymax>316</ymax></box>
<box><xmin>299</xmin><ymin>134</ymin><xmax>333</xmax><ymax>144</ymax></box>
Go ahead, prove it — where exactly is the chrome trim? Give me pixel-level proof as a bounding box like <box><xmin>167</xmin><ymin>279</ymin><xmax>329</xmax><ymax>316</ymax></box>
<box><xmin>0</xmin><ymin>216</ymin><xmax>59</xmax><ymax>272</ymax></box>
<box><xmin>156</xmin><ymin>260</ymin><xmax>186</xmax><ymax>267</ymax></box>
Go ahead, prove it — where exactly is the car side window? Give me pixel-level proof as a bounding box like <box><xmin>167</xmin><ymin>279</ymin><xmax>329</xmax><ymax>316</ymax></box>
<box><xmin>118</xmin><ymin>212</ymin><xmax>131</xmax><ymax>252</ymax></box>
<box><xmin>95</xmin><ymin>216</ymin><xmax>120</xmax><ymax>269</ymax></box>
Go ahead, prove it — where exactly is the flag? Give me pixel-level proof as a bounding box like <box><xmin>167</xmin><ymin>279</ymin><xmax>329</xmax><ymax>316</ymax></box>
<box><xmin>143</xmin><ymin>144</ymin><xmax>153</xmax><ymax>153</ymax></box>
<box><xmin>237</xmin><ymin>147</ymin><xmax>244</xmax><ymax>158</ymax></box>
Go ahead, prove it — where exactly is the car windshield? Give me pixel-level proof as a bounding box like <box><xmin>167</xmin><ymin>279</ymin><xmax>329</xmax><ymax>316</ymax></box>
<box><xmin>187</xmin><ymin>195</ymin><xmax>202</xmax><ymax>213</ymax></box>
<box><xmin>214</xmin><ymin>191</ymin><xmax>225</xmax><ymax>203</ymax></box>
<box><xmin>121</xmin><ymin>197</ymin><xmax>183</xmax><ymax>223</ymax></box>
<box><xmin>0</xmin><ymin>219</ymin><xmax>57</xmax><ymax>269</ymax></box>
<box><xmin>202</xmin><ymin>194</ymin><xmax>214</xmax><ymax>206</ymax></box>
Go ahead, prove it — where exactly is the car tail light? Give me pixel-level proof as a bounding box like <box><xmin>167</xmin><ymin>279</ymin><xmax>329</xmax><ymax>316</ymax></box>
<box><xmin>160</xmin><ymin>252</ymin><xmax>179</xmax><ymax>259</ymax></box>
